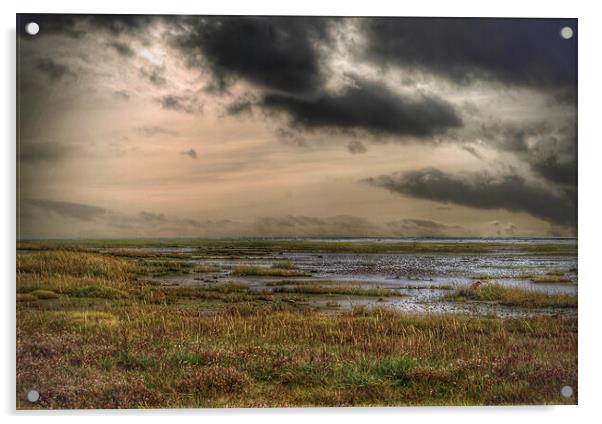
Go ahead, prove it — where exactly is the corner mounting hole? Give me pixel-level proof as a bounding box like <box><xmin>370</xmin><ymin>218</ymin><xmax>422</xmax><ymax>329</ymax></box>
<box><xmin>560</xmin><ymin>26</ymin><xmax>573</xmax><ymax>40</ymax></box>
<box><xmin>25</xmin><ymin>22</ymin><xmax>39</xmax><ymax>35</ymax></box>
<box><xmin>26</xmin><ymin>389</ymin><xmax>40</xmax><ymax>403</ymax></box>
<box><xmin>560</xmin><ymin>385</ymin><xmax>573</xmax><ymax>398</ymax></box>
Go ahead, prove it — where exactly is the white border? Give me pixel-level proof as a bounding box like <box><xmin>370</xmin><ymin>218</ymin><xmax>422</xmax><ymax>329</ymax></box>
<box><xmin>2</xmin><ymin>1</ymin><xmax>601</xmax><ymax>422</ymax></box>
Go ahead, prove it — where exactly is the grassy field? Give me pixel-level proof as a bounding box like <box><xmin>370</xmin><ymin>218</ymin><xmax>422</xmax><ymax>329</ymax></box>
<box><xmin>16</xmin><ymin>246</ymin><xmax>577</xmax><ymax>408</ymax></box>
<box><xmin>16</xmin><ymin>238</ymin><xmax>577</xmax><ymax>256</ymax></box>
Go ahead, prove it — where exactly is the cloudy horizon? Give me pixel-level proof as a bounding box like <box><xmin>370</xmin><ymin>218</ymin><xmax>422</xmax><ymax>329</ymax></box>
<box><xmin>17</xmin><ymin>15</ymin><xmax>577</xmax><ymax>239</ymax></box>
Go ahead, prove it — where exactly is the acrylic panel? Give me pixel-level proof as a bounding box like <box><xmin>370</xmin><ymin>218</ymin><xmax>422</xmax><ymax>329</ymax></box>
<box><xmin>16</xmin><ymin>14</ymin><xmax>577</xmax><ymax>409</ymax></box>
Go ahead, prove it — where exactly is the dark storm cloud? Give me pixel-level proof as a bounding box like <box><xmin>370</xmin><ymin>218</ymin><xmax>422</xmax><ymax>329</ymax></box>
<box><xmin>363</xmin><ymin>18</ymin><xmax>577</xmax><ymax>89</ymax></box>
<box><xmin>138</xmin><ymin>126</ymin><xmax>180</xmax><ymax>138</ymax></box>
<box><xmin>526</xmin><ymin>124</ymin><xmax>577</xmax><ymax>186</ymax></box>
<box><xmin>262</xmin><ymin>78</ymin><xmax>462</xmax><ymax>138</ymax></box>
<box><xmin>26</xmin><ymin>199</ymin><xmax>107</xmax><ymax>221</ymax></box>
<box><xmin>365</xmin><ymin>168</ymin><xmax>576</xmax><ymax>227</ymax></box>
<box><xmin>530</xmin><ymin>156</ymin><xmax>577</xmax><ymax>186</ymax></box>
<box><xmin>171</xmin><ymin>16</ymin><xmax>331</xmax><ymax>94</ymax></box>
<box><xmin>477</xmin><ymin>121</ymin><xmax>550</xmax><ymax>154</ymax></box>
<box><xmin>109</xmin><ymin>41</ymin><xmax>135</xmax><ymax>57</ymax></box>
<box><xmin>34</xmin><ymin>57</ymin><xmax>76</xmax><ymax>82</ymax></box>
<box><xmin>347</xmin><ymin>140</ymin><xmax>367</xmax><ymax>154</ymax></box>
<box><xmin>472</xmin><ymin>120</ymin><xmax>577</xmax><ymax>187</ymax></box>
<box><xmin>181</xmin><ymin>149</ymin><xmax>198</xmax><ymax>159</ymax></box>
<box><xmin>155</xmin><ymin>94</ymin><xmax>201</xmax><ymax>114</ymax></box>
<box><xmin>17</xmin><ymin>14</ymin><xmax>158</xmax><ymax>38</ymax></box>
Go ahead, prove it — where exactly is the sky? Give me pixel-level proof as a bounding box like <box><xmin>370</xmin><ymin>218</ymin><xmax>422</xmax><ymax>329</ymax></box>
<box><xmin>16</xmin><ymin>15</ymin><xmax>577</xmax><ymax>239</ymax></box>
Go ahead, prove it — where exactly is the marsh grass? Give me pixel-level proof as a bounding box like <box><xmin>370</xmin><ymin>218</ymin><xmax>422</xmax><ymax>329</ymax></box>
<box><xmin>16</xmin><ymin>247</ymin><xmax>578</xmax><ymax>408</ymax></box>
<box><xmin>446</xmin><ymin>282</ymin><xmax>577</xmax><ymax>308</ymax></box>
<box><xmin>266</xmin><ymin>279</ymin><xmax>348</xmax><ymax>287</ymax></box>
<box><xmin>70</xmin><ymin>285</ymin><xmax>129</xmax><ymax>299</ymax></box>
<box><xmin>107</xmin><ymin>249</ymin><xmax>194</xmax><ymax>260</ymax></box>
<box><xmin>196</xmin><ymin>265</ymin><xmax>222</xmax><ymax>273</ymax></box>
<box><xmin>17</xmin><ymin>251</ymin><xmax>137</xmax><ymax>280</ymax></box>
<box><xmin>273</xmin><ymin>285</ymin><xmax>403</xmax><ymax>297</ymax></box>
<box><xmin>531</xmin><ymin>274</ymin><xmax>574</xmax><ymax>284</ymax></box>
<box><xmin>140</xmin><ymin>259</ymin><xmax>195</xmax><ymax>276</ymax></box>
<box><xmin>231</xmin><ymin>265</ymin><xmax>308</xmax><ymax>277</ymax></box>
<box><xmin>270</xmin><ymin>261</ymin><xmax>297</xmax><ymax>269</ymax></box>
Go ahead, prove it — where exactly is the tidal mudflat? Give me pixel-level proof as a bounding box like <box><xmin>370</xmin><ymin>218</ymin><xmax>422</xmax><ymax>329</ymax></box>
<box><xmin>16</xmin><ymin>238</ymin><xmax>577</xmax><ymax>408</ymax></box>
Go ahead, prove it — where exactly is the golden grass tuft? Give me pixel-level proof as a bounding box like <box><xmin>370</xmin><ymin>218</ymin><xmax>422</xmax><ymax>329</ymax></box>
<box><xmin>273</xmin><ymin>285</ymin><xmax>402</xmax><ymax>297</ymax></box>
<box><xmin>59</xmin><ymin>311</ymin><xmax>119</xmax><ymax>329</ymax></box>
<box><xmin>447</xmin><ymin>281</ymin><xmax>577</xmax><ymax>308</ymax></box>
<box><xmin>17</xmin><ymin>251</ymin><xmax>137</xmax><ymax>280</ymax></box>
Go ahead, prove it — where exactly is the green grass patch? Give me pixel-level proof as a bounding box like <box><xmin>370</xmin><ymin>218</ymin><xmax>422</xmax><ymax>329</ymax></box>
<box><xmin>30</xmin><ymin>289</ymin><xmax>59</xmax><ymax>300</ymax></box>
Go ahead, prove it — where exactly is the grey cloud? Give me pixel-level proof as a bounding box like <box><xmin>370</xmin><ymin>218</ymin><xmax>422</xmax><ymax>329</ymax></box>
<box><xmin>275</xmin><ymin>127</ymin><xmax>307</xmax><ymax>148</ymax></box>
<box><xmin>385</xmin><ymin>218</ymin><xmax>465</xmax><ymax>237</ymax></box>
<box><xmin>226</xmin><ymin>100</ymin><xmax>253</xmax><ymax>116</ymax></box>
<box><xmin>109</xmin><ymin>41</ymin><xmax>135</xmax><ymax>57</ymax></box>
<box><xmin>461</xmin><ymin>145</ymin><xmax>483</xmax><ymax>160</ymax></box>
<box><xmin>347</xmin><ymin>140</ymin><xmax>367</xmax><ymax>154</ymax></box>
<box><xmin>526</xmin><ymin>124</ymin><xmax>577</xmax><ymax>186</ymax></box>
<box><xmin>137</xmin><ymin>211</ymin><xmax>168</xmax><ymax>222</ymax></box>
<box><xmin>18</xmin><ymin>141</ymin><xmax>73</xmax><ymax>163</ymax></box>
<box><xmin>253</xmin><ymin>215</ymin><xmax>378</xmax><ymax>237</ymax></box>
<box><xmin>155</xmin><ymin>94</ymin><xmax>201</xmax><ymax>114</ymax></box>
<box><xmin>490</xmin><ymin>221</ymin><xmax>517</xmax><ymax>236</ymax></box>
<box><xmin>475</xmin><ymin>121</ymin><xmax>577</xmax><ymax>187</ymax></box>
<box><xmin>34</xmin><ymin>57</ymin><xmax>76</xmax><ymax>82</ymax></box>
<box><xmin>138</xmin><ymin>126</ymin><xmax>180</xmax><ymax>138</ymax></box>
<box><xmin>113</xmin><ymin>89</ymin><xmax>130</xmax><ymax>101</ymax></box>
<box><xmin>140</xmin><ymin>65</ymin><xmax>167</xmax><ymax>86</ymax></box>
<box><xmin>365</xmin><ymin>168</ymin><xmax>576</xmax><ymax>227</ymax></box>
<box><xmin>26</xmin><ymin>199</ymin><xmax>107</xmax><ymax>221</ymax></box>
<box><xmin>530</xmin><ymin>155</ymin><xmax>576</xmax><ymax>186</ymax></box>
<box><xmin>477</xmin><ymin>122</ymin><xmax>550</xmax><ymax>154</ymax></box>
<box><xmin>181</xmin><ymin>149</ymin><xmax>198</xmax><ymax>159</ymax></box>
